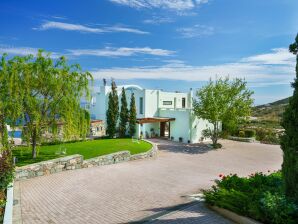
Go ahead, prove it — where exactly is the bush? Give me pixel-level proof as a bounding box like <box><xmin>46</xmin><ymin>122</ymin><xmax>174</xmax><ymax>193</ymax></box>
<box><xmin>238</xmin><ymin>130</ymin><xmax>245</xmax><ymax>137</ymax></box>
<box><xmin>203</xmin><ymin>172</ymin><xmax>298</xmax><ymax>224</ymax></box>
<box><xmin>244</xmin><ymin>129</ymin><xmax>256</xmax><ymax>138</ymax></box>
<box><xmin>0</xmin><ymin>148</ymin><xmax>14</xmax><ymax>190</ymax></box>
<box><xmin>0</xmin><ymin>148</ymin><xmax>15</xmax><ymax>221</ymax></box>
<box><xmin>256</xmin><ymin>128</ymin><xmax>267</xmax><ymax>141</ymax></box>
<box><xmin>255</xmin><ymin>128</ymin><xmax>280</xmax><ymax>144</ymax></box>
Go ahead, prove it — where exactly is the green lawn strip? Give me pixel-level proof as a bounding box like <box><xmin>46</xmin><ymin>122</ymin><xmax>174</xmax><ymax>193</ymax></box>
<box><xmin>13</xmin><ymin>138</ymin><xmax>152</xmax><ymax>167</ymax></box>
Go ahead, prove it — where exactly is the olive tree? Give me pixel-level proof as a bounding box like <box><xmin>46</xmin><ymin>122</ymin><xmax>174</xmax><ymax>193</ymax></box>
<box><xmin>193</xmin><ymin>77</ymin><xmax>253</xmax><ymax>147</ymax></box>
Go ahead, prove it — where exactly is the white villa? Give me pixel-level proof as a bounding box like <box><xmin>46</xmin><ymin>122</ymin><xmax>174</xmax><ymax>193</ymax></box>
<box><xmin>90</xmin><ymin>84</ymin><xmax>215</xmax><ymax>143</ymax></box>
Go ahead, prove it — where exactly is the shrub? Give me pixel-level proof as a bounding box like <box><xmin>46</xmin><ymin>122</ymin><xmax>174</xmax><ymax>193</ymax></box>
<box><xmin>255</xmin><ymin>128</ymin><xmax>280</xmax><ymax>144</ymax></box>
<box><xmin>244</xmin><ymin>129</ymin><xmax>256</xmax><ymax>138</ymax></box>
<box><xmin>238</xmin><ymin>130</ymin><xmax>245</xmax><ymax>137</ymax></box>
<box><xmin>0</xmin><ymin>148</ymin><xmax>15</xmax><ymax>191</ymax></box>
<box><xmin>203</xmin><ymin>172</ymin><xmax>298</xmax><ymax>224</ymax></box>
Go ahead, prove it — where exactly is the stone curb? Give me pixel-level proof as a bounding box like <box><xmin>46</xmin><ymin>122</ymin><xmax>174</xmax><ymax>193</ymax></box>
<box><xmin>208</xmin><ymin>205</ymin><xmax>262</xmax><ymax>224</ymax></box>
<box><xmin>3</xmin><ymin>183</ymin><xmax>13</xmax><ymax>224</ymax></box>
<box><xmin>15</xmin><ymin>140</ymin><xmax>157</xmax><ymax>181</ymax></box>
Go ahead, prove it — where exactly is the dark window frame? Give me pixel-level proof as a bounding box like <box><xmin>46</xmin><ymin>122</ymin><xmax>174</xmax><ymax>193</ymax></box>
<box><xmin>163</xmin><ymin>101</ymin><xmax>172</xmax><ymax>105</ymax></box>
<box><xmin>139</xmin><ymin>97</ymin><xmax>144</xmax><ymax>114</ymax></box>
<box><xmin>182</xmin><ymin>97</ymin><xmax>186</xmax><ymax>108</ymax></box>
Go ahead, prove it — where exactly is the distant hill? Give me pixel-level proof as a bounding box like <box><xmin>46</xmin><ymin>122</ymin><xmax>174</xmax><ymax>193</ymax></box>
<box><xmin>253</xmin><ymin>97</ymin><xmax>290</xmax><ymax>121</ymax></box>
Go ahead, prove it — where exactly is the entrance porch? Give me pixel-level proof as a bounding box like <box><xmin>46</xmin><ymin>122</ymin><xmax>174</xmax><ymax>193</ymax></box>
<box><xmin>136</xmin><ymin>117</ymin><xmax>175</xmax><ymax>139</ymax></box>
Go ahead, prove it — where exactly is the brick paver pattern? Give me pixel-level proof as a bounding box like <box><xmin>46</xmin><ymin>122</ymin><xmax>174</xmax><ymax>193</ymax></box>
<box><xmin>150</xmin><ymin>202</ymin><xmax>231</xmax><ymax>224</ymax></box>
<box><xmin>18</xmin><ymin>140</ymin><xmax>282</xmax><ymax>224</ymax></box>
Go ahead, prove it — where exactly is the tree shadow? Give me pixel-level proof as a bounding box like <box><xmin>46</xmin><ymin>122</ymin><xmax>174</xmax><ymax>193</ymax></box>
<box><xmin>153</xmin><ymin>140</ymin><xmax>215</xmax><ymax>155</ymax></box>
<box><xmin>127</xmin><ymin>201</ymin><xmax>231</xmax><ymax>224</ymax></box>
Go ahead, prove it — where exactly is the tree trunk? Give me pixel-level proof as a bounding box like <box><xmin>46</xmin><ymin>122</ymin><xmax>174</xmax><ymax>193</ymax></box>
<box><xmin>31</xmin><ymin>127</ymin><xmax>37</xmax><ymax>159</ymax></box>
<box><xmin>212</xmin><ymin>121</ymin><xmax>218</xmax><ymax>145</ymax></box>
<box><xmin>0</xmin><ymin>114</ymin><xmax>8</xmax><ymax>147</ymax></box>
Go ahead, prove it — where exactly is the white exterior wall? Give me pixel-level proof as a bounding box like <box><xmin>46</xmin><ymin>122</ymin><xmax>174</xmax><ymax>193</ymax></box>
<box><xmin>159</xmin><ymin>109</ymin><xmax>191</xmax><ymax>143</ymax></box>
<box><xmin>144</xmin><ymin>90</ymin><xmax>159</xmax><ymax>117</ymax></box>
<box><xmin>90</xmin><ymin>84</ymin><xmax>215</xmax><ymax>144</ymax></box>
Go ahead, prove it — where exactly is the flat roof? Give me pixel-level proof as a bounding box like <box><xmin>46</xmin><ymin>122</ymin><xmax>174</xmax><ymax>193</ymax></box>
<box><xmin>137</xmin><ymin>117</ymin><xmax>175</xmax><ymax>124</ymax></box>
<box><xmin>91</xmin><ymin>120</ymin><xmax>103</xmax><ymax>123</ymax></box>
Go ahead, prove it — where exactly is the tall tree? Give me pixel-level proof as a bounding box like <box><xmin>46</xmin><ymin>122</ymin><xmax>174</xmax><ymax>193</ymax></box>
<box><xmin>119</xmin><ymin>87</ymin><xmax>128</xmax><ymax>137</ymax></box>
<box><xmin>0</xmin><ymin>55</ymin><xmax>26</xmax><ymax>147</ymax></box>
<box><xmin>129</xmin><ymin>93</ymin><xmax>137</xmax><ymax>137</ymax></box>
<box><xmin>193</xmin><ymin>77</ymin><xmax>253</xmax><ymax>147</ymax></box>
<box><xmin>20</xmin><ymin>50</ymin><xmax>92</xmax><ymax>158</ymax></box>
<box><xmin>281</xmin><ymin>34</ymin><xmax>298</xmax><ymax>201</ymax></box>
<box><xmin>106</xmin><ymin>79</ymin><xmax>119</xmax><ymax>137</ymax></box>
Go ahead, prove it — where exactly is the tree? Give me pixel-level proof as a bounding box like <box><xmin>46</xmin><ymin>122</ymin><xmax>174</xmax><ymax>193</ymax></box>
<box><xmin>106</xmin><ymin>79</ymin><xmax>119</xmax><ymax>137</ymax></box>
<box><xmin>129</xmin><ymin>93</ymin><xmax>137</xmax><ymax>137</ymax></box>
<box><xmin>0</xmin><ymin>55</ymin><xmax>25</xmax><ymax>147</ymax></box>
<box><xmin>119</xmin><ymin>87</ymin><xmax>128</xmax><ymax>137</ymax></box>
<box><xmin>193</xmin><ymin>77</ymin><xmax>253</xmax><ymax>147</ymax></box>
<box><xmin>281</xmin><ymin>34</ymin><xmax>298</xmax><ymax>202</ymax></box>
<box><xmin>20</xmin><ymin>50</ymin><xmax>92</xmax><ymax>158</ymax></box>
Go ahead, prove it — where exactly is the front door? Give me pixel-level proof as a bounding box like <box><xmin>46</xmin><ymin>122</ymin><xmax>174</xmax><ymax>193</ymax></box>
<box><xmin>160</xmin><ymin>122</ymin><xmax>165</xmax><ymax>137</ymax></box>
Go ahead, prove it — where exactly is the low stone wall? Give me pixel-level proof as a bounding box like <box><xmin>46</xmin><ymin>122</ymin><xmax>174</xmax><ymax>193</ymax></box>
<box><xmin>228</xmin><ymin>136</ymin><xmax>257</xmax><ymax>143</ymax></box>
<box><xmin>15</xmin><ymin>155</ymin><xmax>83</xmax><ymax>181</ymax></box>
<box><xmin>15</xmin><ymin>141</ymin><xmax>157</xmax><ymax>181</ymax></box>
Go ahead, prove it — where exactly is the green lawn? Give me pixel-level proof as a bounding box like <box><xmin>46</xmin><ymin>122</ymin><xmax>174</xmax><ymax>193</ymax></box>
<box><xmin>13</xmin><ymin>138</ymin><xmax>152</xmax><ymax>167</ymax></box>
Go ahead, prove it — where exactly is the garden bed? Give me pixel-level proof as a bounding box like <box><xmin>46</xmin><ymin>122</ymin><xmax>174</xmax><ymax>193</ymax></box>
<box><xmin>203</xmin><ymin>172</ymin><xmax>298</xmax><ymax>224</ymax></box>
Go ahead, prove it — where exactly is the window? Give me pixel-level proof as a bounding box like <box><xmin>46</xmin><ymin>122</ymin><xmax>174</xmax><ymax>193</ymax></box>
<box><xmin>163</xmin><ymin>101</ymin><xmax>172</xmax><ymax>105</ymax></box>
<box><xmin>139</xmin><ymin>97</ymin><xmax>143</xmax><ymax>114</ymax></box>
<box><xmin>182</xmin><ymin>97</ymin><xmax>186</xmax><ymax>108</ymax></box>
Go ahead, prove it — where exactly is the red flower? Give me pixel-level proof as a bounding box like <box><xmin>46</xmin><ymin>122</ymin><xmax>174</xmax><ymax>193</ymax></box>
<box><xmin>219</xmin><ymin>174</ymin><xmax>223</xmax><ymax>178</ymax></box>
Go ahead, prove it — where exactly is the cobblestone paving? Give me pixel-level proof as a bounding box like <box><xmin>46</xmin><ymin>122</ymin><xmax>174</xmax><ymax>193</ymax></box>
<box><xmin>18</xmin><ymin>139</ymin><xmax>282</xmax><ymax>224</ymax></box>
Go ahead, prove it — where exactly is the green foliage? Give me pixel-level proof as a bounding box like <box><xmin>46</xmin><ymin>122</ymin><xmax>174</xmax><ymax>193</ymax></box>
<box><xmin>0</xmin><ymin>54</ymin><xmax>25</xmax><ymax>147</ymax></box>
<box><xmin>129</xmin><ymin>93</ymin><xmax>137</xmax><ymax>137</ymax></box>
<box><xmin>204</xmin><ymin>172</ymin><xmax>298</xmax><ymax>224</ymax></box>
<box><xmin>193</xmin><ymin>77</ymin><xmax>253</xmax><ymax>145</ymax></box>
<box><xmin>106</xmin><ymin>79</ymin><xmax>119</xmax><ymax>138</ymax></box>
<box><xmin>0</xmin><ymin>50</ymin><xmax>92</xmax><ymax>159</ymax></box>
<box><xmin>0</xmin><ymin>148</ymin><xmax>14</xmax><ymax>190</ymax></box>
<box><xmin>254</xmin><ymin>128</ymin><xmax>280</xmax><ymax>144</ymax></box>
<box><xmin>244</xmin><ymin>129</ymin><xmax>256</xmax><ymax>138</ymax></box>
<box><xmin>281</xmin><ymin>34</ymin><xmax>298</xmax><ymax>202</ymax></box>
<box><xmin>119</xmin><ymin>87</ymin><xmax>128</xmax><ymax>137</ymax></box>
<box><xmin>238</xmin><ymin>130</ymin><xmax>245</xmax><ymax>137</ymax></box>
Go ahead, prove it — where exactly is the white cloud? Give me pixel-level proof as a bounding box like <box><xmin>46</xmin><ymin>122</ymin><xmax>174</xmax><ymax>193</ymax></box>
<box><xmin>177</xmin><ymin>24</ymin><xmax>214</xmax><ymax>38</ymax></box>
<box><xmin>0</xmin><ymin>46</ymin><xmax>60</xmax><ymax>58</ymax></box>
<box><xmin>90</xmin><ymin>48</ymin><xmax>296</xmax><ymax>87</ymax></box>
<box><xmin>35</xmin><ymin>21</ymin><xmax>149</xmax><ymax>34</ymax></box>
<box><xmin>68</xmin><ymin>47</ymin><xmax>175</xmax><ymax>57</ymax></box>
<box><xmin>143</xmin><ymin>16</ymin><xmax>174</xmax><ymax>24</ymax></box>
<box><xmin>109</xmin><ymin>0</ymin><xmax>208</xmax><ymax>10</ymax></box>
<box><xmin>241</xmin><ymin>48</ymin><xmax>294</xmax><ymax>65</ymax></box>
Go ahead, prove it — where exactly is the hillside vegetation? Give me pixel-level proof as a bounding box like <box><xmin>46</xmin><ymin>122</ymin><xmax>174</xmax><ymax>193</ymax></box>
<box><xmin>249</xmin><ymin>97</ymin><xmax>290</xmax><ymax>129</ymax></box>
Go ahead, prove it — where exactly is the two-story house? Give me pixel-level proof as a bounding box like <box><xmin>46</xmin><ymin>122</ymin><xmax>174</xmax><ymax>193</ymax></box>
<box><xmin>90</xmin><ymin>84</ymin><xmax>214</xmax><ymax>143</ymax></box>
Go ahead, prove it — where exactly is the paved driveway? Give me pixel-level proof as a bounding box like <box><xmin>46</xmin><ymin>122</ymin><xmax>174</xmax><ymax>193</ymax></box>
<box><xmin>16</xmin><ymin>139</ymin><xmax>282</xmax><ymax>224</ymax></box>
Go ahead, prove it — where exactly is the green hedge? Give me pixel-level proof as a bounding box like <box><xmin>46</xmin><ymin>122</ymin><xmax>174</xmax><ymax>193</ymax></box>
<box><xmin>203</xmin><ymin>172</ymin><xmax>298</xmax><ymax>224</ymax></box>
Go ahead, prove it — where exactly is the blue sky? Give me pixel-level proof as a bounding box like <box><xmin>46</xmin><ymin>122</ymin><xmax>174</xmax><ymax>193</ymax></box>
<box><xmin>0</xmin><ymin>0</ymin><xmax>297</xmax><ymax>105</ymax></box>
